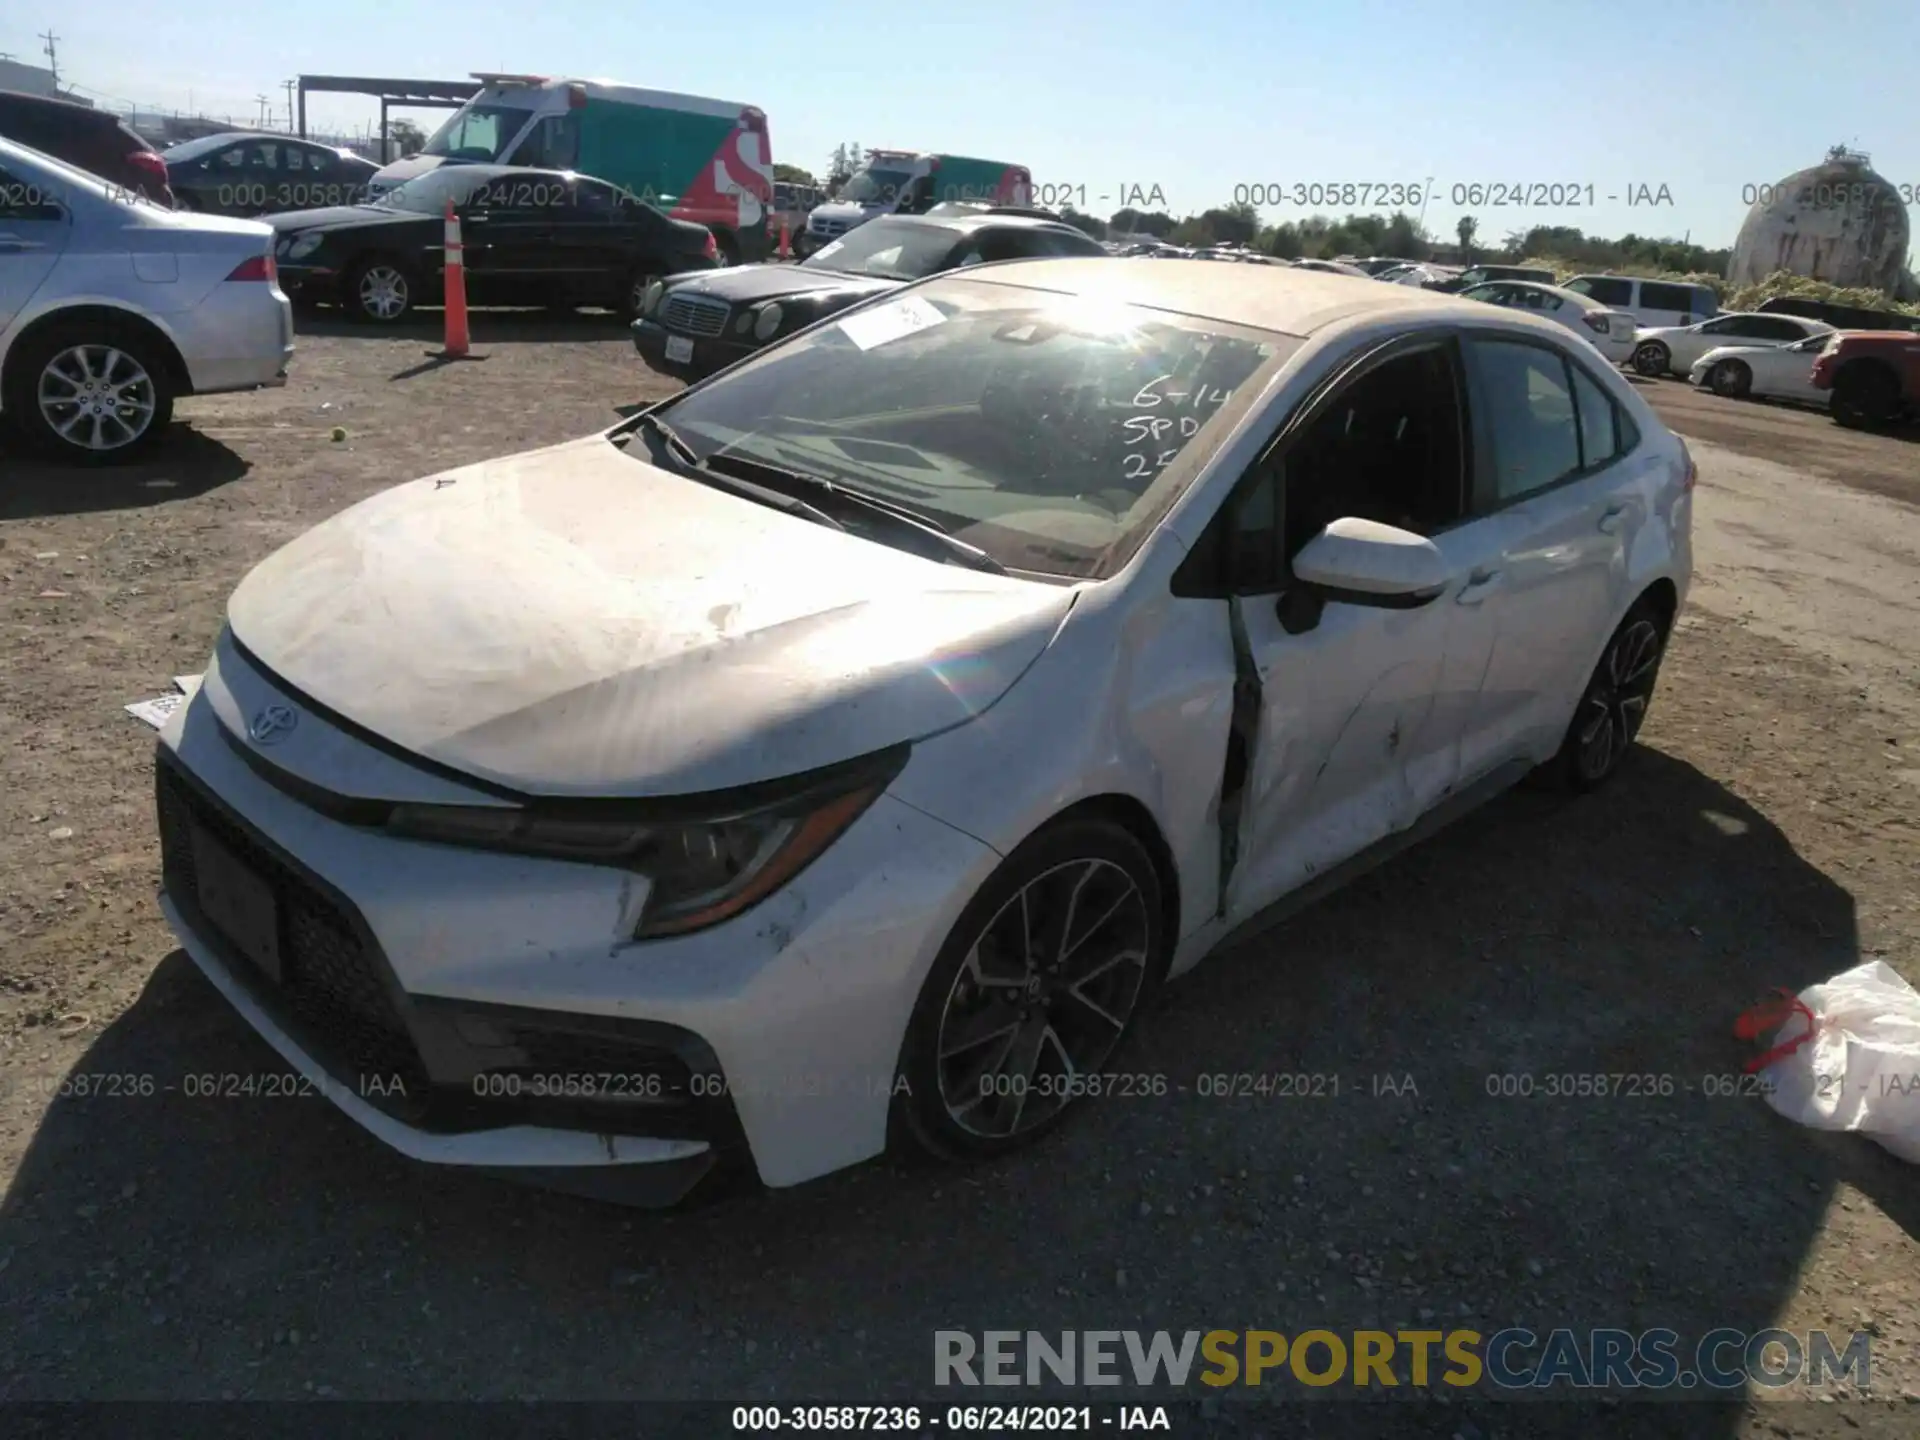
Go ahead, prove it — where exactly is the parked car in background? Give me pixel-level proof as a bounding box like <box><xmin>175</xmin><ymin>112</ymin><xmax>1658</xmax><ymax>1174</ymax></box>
<box><xmin>1811</xmin><ymin>330</ymin><xmax>1920</xmax><ymax>429</ymax></box>
<box><xmin>1383</xmin><ymin>264</ymin><xmax>1452</xmax><ymax>286</ymax></box>
<box><xmin>1458</xmin><ymin>280</ymin><xmax>1639</xmax><ymax>365</ymax></box>
<box><xmin>633</xmin><ymin>209</ymin><xmax>1105</xmax><ymax>382</ymax></box>
<box><xmin>1561</xmin><ymin>275</ymin><xmax>1718</xmax><ymax>329</ymax></box>
<box><xmin>1425</xmin><ymin>264</ymin><xmax>1556</xmax><ymax>293</ymax></box>
<box><xmin>1351</xmin><ymin>256</ymin><xmax>1417</xmax><ymax>275</ymax></box>
<box><xmin>368</xmin><ymin>74</ymin><xmax>774</xmax><ymax>265</ymax></box>
<box><xmin>0</xmin><ymin>89</ymin><xmax>173</xmax><ymax>206</ymax></box>
<box><xmin>800</xmin><ymin>151</ymin><xmax>1033</xmax><ymax>257</ymax></box>
<box><xmin>1757</xmin><ymin>294</ymin><xmax>1920</xmax><ymax>336</ymax></box>
<box><xmin>0</xmin><ymin>135</ymin><xmax>289</xmax><ymax>464</ymax></box>
<box><xmin>154</xmin><ymin>260</ymin><xmax>1691</xmax><ymax>1205</ymax></box>
<box><xmin>1625</xmin><ymin>311</ymin><xmax>1831</xmax><ymax>379</ymax></box>
<box><xmin>163</xmin><ymin>132</ymin><xmax>380</xmax><ymax>217</ymax></box>
<box><xmin>1291</xmin><ymin>258</ymin><xmax>1370</xmax><ymax>277</ymax></box>
<box><xmin>268</xmin><ymin>164</ymin><xmax>717</xmax><ymax>323</ymax></box>
<box><xmin>1689</xmin><ymin>330</ymin><xmax>1835</xmax><ymax>406</ymax></box>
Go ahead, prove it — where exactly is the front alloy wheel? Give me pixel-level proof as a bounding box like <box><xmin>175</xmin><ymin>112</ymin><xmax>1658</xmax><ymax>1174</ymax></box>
<box><xmin>896</xmin><ymin>820</ymin><xmax>1165</xmax><ymax>1159</ymax></box>
<box><xmin>1709</xmin><ymin>360</ymin><xmax>1751</xmax><ymax>398</ymax></box>
<box><xmin>37</xmin><ymin>344</ymin><xmax>159</xmax><ymax>454</ymax></box>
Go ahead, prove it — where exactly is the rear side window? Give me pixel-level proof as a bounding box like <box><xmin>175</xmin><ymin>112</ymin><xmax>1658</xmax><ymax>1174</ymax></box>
<box><xmin>1567</xmin><ymin>276</ymin><xmax>1633</xmax><ymax>306</ymax></box>
<box><xmin>1569</xmin><ymin>365</ymin><xmax>1619</xmax><ymax>470</ymax></box>
<box><xmin>1638</xmin><ymin>282</ymin><xmax>1695</xmax><ymax>313</ymax></box>
<box><xmin>1751</xmin><ymin>316</ymin><xmax>1809</xmax><ymax>341</ymax></box>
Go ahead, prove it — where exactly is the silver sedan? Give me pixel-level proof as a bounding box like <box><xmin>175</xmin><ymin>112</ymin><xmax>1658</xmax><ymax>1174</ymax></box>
<box><xmin>0</xmin><ymin>135</ymin><xmax>292</xmax><ymax>464</ymax></box>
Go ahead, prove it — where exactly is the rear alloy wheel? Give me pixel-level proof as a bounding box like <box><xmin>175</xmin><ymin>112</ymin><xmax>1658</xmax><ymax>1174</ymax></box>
<box><xmin>347</xmin><ymin>259</ymin><xmax>414</xmax><ymax>323</ymax></box>
<box><xmin>1544</xmin><ymin>603</ymin><xmax>1668</xmax><ymax>792</ymax></box>
<box><xmin>1708</xmin><ymin>359</ymin><xmax>1751</xmax><ymax>398</ymax></box>
<box><xmin>9</xmin><ymin>326</ymin><xmax>174</xmax><ymax>465</ymax></box>
<box><xmin>1631</xmin><ymin>341</ymin><xmax>1670</xmax><ymax>378</ymax></box>
<box><xmin>895</xmin><ymin>820</ymin><xmax>1166</xmax><ymax>1160</ymax></box>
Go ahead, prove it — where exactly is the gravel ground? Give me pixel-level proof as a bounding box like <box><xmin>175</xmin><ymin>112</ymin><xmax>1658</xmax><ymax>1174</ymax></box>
<box><xmin>0</xmin><ymin>321</ymin><xmax>1916</xmax><ymax>1435</ymax></box>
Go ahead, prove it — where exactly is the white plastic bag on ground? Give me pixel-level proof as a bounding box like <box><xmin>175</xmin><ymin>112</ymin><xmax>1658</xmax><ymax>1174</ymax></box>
<box><xmin>1762</xmin><ymin>960</ymin><xmax>1920</xmax><ymax>1163</ymax></box>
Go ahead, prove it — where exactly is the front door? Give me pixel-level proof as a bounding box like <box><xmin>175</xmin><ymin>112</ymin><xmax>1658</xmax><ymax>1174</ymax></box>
<box><xmin>1221</xmin><ymin>339</ymin><xmax>1508</xmax><ymax>921</ymax></box>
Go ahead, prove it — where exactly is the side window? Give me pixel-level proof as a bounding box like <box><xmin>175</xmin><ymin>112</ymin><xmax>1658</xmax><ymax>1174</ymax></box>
<box><xmin>515</xmin><ymin>114</ymin><xmax>580</xmax><ymax>171</ymax></box>
<box><xmin>1467</xmin><ymin>339</ymin><xmax>1582</xmax><ymax>505</ymax></box>
<box><xmin>1279</xmin><ymin>346</ymin><xmax>1467</xmax><ymax>561</ymax></box>
<box><xmin>1568</xmin><ymin>364</ymin><xmax>1619</xmax><ymax>471</ymax></box>
<box><xmin>284</xmin><ymin>146</ymin><xmax>308</xmax><ymax>173</ymax></box>
<box><xmin>214</xmin><ymin>145</ymin><xmax>247</xmax><ymax>171</ymax></box>
<box><xmin>1637</xmin><ymin>282</ymin><xmax>1693</xmax><ymax>315</ymax></box>
<box><xmin>245</xmin><ymin>143</ymin><xmax>280</xmax><ymax>172</ymax></box>
<box><xmin>1567</xmin><ymin>276</ymin><xmax>1633</xmax><ymax>307</ymax></box>
<box><xmin>1754</xmin><ymin>317</ymin><xmax>1809</xmax><ymax>341</ymax></box>
<box><xmin>0</xmin><ymin>162</ymin><xmax>65</xmax><ymax>221</ymax></box>
<box><xmin>1699</xmin><ymin>317</ymin><xmax>1738</xmax><ymax>335</ymax></box>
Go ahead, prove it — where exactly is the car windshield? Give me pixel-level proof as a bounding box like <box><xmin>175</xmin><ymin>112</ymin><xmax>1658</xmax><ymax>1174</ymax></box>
<box><xmin>421</xmin><ymin>102</ymin><xmax>532</xmax><ymax>162</ymax></box>
<box><xmin>376</xmin><ymin>168</ymin><xmax>510</xmax><ymax>213</ymax></box>
<box><xmin>646</xmin><ymin>277</ymin><xmax>1293</xmax><ymax>578</ymax></box>
<box><xmin>837</xmin><ymin>167</ymin><xmax>914</xmax><ymax>205</ymax></box>
<box><xmin>802</xmin><ymin>220</ymin><xmax>964</xmax><ymax>280</ymax></box>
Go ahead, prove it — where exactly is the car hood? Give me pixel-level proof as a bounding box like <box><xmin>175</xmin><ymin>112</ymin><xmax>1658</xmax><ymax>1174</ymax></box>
<box><xmin>223</xmin><ymin>433</ymin><xmax>1075</xmax><ymax>798</ymax></box>
<box><xmin>666</xmin><ymin>264</ymin><xmax>899</xmax><ymax>305</ymax></box>
<box><xmin>267</xmin><ymin>204</ymin><xmax>425</xmax><ymax>234</ymax></box>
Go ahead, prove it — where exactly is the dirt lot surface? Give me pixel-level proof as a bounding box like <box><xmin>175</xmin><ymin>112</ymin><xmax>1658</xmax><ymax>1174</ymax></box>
<box><xmin>1</xmin><ymin>321</ymin><xmax>1917</xmax><ymax>1436</ymax></box>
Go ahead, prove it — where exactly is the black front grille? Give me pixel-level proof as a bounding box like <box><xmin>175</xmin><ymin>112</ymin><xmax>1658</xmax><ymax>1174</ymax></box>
<box><xmin>156</xmin><ymin>755</ymin><xmax>430</xmax><ymax>1115</ymax></box>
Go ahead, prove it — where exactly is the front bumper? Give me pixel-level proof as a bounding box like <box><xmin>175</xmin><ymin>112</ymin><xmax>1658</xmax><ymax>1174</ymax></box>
<box><xmin>154</xmin><ymin>642</ymin><xmax>998</xmax><ymax>1197</ymax></box>
<box><xmin>631</xmin><ymin>316</ymin><xmax>762</xmax><ymax>382</ymax></box>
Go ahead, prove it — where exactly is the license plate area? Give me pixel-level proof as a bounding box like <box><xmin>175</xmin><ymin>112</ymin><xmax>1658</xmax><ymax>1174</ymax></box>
<box><xmin>665</xmin><ymin>334</ymin><xmax>694</xmax><ymax>364</ymax></box>
<box><xmin>191</xmin><ymin>826</ymin><xmax>282</xmax><ymax>983</ymax></box>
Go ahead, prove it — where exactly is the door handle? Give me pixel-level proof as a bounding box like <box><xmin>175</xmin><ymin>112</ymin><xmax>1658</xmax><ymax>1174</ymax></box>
<box><xmin>1456</xmin><ymin>567</ymin><xmax>1502</xmax><ymax>605</ymax></box>
<box><xmin>1598</xmin><ymin>503</ymin><xmax>1629</xmax><ymax>534</ymax></box>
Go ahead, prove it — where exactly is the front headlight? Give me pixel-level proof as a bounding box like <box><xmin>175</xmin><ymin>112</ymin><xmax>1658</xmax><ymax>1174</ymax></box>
<box><xmin>381</xmin><ymin>748</ymin><xmax>904</xmax><ymax>938</ymax></box>
<box><xmin>642</xmin><ymin>280</ymin><xmax>665</xmax><ymax>315</ymax></box>
<box><xmin>753</xmin><ymin>302</ymin><xmax>785</xmax><ymax>340</ymax></box>
<box><xmin>286</xmin><ymin>232</ymin><xmax>324</xmax><ymax>261</ymax></box>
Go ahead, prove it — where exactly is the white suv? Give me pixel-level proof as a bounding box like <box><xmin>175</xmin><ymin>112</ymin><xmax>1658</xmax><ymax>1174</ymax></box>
<box><xmin>1562</xmin><ymin>275</ymin><xmax>1719</xmax><ymax>330</ymax></box>
<box><xmin>0</xmin><ymin>135</ymin><xmax>293</xmax><ymax>465</ymax></box>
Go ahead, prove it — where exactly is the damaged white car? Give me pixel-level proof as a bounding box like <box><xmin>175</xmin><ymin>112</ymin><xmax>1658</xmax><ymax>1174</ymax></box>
<box><xmin>155</xmin><ymin>260</ymin><xmax>1694</xmax><ymax>1205</ymax></box>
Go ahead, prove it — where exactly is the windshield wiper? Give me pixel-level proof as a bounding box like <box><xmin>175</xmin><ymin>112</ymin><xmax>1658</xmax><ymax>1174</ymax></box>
<box><xmin>630</xmin><ymin>413</ymin><xmax>846</xmax><ymax>532</ymax></box>
<box><xmin>703</xmin><ymin>449</ymin><xmax>1009</xmax><ymax>575</ymax></box>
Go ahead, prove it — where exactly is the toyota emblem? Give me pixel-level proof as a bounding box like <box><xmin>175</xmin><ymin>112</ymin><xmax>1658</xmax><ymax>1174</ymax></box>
<box><xmin>248</xmin><ymin>704</ymin><xmax>298</xmax><ymax>745</ymax></box>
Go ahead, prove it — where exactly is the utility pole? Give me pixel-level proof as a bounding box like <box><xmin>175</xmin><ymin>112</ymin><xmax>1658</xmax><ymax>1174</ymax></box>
<box><xmin>39</xmin><ymin>29</ymin><xmax>60</xmax><ymax>88</ymax></box>
<box><xmin>255</xmin><ymin>94</ymin><xmax>270</xmax><ymax>128</ymax></box>
<box><xmin>282</xmin><ymin>78</ymin><xmax>296</xmax><ymax>131</ymax></box>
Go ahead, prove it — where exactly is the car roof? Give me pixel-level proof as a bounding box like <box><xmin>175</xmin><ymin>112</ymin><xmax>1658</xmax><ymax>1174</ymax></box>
<box><xmin>165</xmin><ymin>130</ymin><xmax>347</xmax><ymax>158</ymax></box>
<box><xmin>955</xmin><ymin>258</ymin><xmax>1554</xmax><ymax>339</ymax></box>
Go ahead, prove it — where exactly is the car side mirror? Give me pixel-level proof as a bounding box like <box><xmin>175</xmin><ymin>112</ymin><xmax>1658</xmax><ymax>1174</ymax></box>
<box><xmin>1289</xmin><ymin>517</ymin><xmax>1449</xmax><ymax>609</ymax></box>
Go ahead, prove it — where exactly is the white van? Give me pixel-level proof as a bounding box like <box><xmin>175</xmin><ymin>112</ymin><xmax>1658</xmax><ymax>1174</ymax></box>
<box><xmin>1561</xmin><ymin>275</ymin><xmax>1720</xmax><ymax>329</ymax></box>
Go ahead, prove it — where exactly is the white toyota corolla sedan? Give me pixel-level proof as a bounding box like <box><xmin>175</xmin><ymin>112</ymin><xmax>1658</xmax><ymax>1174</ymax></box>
<box><xmin>155</xmin><ymin>260</ymin><xmax>1694</xmax><ymax>1206</ymax></box>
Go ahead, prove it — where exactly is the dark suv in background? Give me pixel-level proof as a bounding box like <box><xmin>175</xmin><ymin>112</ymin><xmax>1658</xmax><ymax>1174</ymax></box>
<box><xmin>1759</xmin><ymin>294</ymin><xmax>1920</xmax><ymax>336</ymax></box>
<box><xmin>0</xmin><ymin>89</ymin><xmax>173</xmax><ymax>205</ymax></box>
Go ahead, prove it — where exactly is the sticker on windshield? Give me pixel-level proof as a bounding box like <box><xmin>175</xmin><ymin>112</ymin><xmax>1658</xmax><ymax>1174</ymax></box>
<box><xmin>838</xmin><ymin>294</ymin><xmax>946</xmax><ymax>351</ymax></box>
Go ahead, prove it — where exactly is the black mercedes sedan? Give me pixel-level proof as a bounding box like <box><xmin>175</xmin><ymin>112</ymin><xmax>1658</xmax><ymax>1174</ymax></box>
<box><xmin>632</xmin><ymin>210</ymin><xmax>1107</xmax><ymax>382</ymax></box>
<box><xmin>268</xmin><ymin>164</ymin><xmax>719</xmax><ymax>323</ymax></box>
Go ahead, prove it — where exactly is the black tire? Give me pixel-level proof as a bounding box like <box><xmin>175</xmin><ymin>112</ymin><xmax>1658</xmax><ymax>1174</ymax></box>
<box><xmin>892</xmin><ymin>817</ymin><xmax>1168</xmax><ymax>1163</ymax></box>
<box><xmin>3</xmin><ymin>319</ymin><xmax>175</xmax><ymax>465</ymax></box>
<box><xmin>1631</xmin><ymin>341</ymin><xmax>1670</xmax><ymax>378</ymax></box>
<box><xmin>344</xmin><ymin>256</ymin><xmax>417</xmax><ymax>324</ymax></box>
<box><xmin>1708</xmin><ymin>359</ymin><xmax>1751</xmax><ymax>398</ymax></box>
<box><xmin>1830</xmin><ymin>364</ymin><xmax>1899</xmax><ymax>430</ymax></box>
<box><xmin>1538</xmin><ymin>599</ymin><xmax>1669</xmax><ymax>793</ymax></box>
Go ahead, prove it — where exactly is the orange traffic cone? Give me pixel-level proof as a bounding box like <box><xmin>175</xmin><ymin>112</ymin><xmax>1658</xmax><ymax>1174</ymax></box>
<box><xmin>442</xmin><ymin>200</ymin><xmax>470</xmax><ymax>357</ymax></box>
<box><xmin>778</xmin><ymin>218</ymin><xmax>791</xmax><ymax>261</ymax></box>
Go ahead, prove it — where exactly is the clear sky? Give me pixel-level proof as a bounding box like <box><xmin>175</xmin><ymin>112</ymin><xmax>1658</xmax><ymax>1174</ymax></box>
<box><xmin>7</xmin><ymin>0</ymin><xmax>1917</xmax><ymax>251</ymax></box>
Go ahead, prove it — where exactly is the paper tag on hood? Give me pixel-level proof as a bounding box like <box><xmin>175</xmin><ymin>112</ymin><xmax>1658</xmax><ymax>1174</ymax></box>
<box><xmin>838</xmin><ymin>294</ymin><xmax>946</xmax><ymax>351</ymax></box>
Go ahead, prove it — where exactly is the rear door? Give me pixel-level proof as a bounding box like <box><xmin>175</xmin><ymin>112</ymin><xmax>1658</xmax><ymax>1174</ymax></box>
<box><xmin>541</xmin><ymin>177</ymin><xmax>641</xmax><ymax>304</ymax></box>
<box><xmin>0</xmin><ymin>160</ymin><xmax>70</xmax><ymax>333</ymax></box>
<box><xmin>458</xmin><ymin>171</ymin><xmax>567</xmax><ymax>303</ymax></box>
<box><xmin>1452</xmin><ymin>334</ymin><xmax>1648</xmax><ymax>776</ymax></box>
